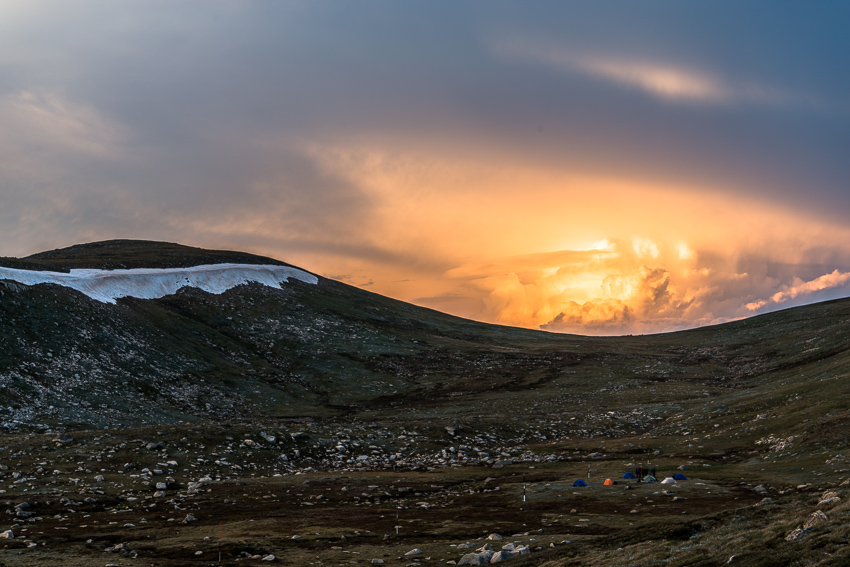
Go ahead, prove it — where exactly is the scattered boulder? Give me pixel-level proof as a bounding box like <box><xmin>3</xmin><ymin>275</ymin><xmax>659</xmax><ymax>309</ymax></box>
<box><xmin>291</xmin><ymin>432</ymin><xmax>308</xmax><ymax>441</ymax></box>
<box><xmin>491</xmin><ymin>550</ymin><xmax>515</xmax><ymax>562</ymax></box>
<box><xmin>404</xmin><ymin>548</ymin><xmax>422</xmax><ymax>556</ymax></box>
<box><xmin>458</xmin><ymin>551</ymin><xmax>494</xmax><ymax>565</ymax></box>
<box><xmin>182</xmin><ymin>514</ymin><xmax>198</xmax><ymax>524</ymax></box>
<box><xmin>803</xmin><ymin>510</ymin><xmax>828</xmax><ymax>530</ymax></box>
<box><xmin>818</xmin><ymin>491</ymin><xmax>841</xmax><ymax>507</ymax></box>
<box><xmin>105</xmin><ymin>542</ymin><xmax>131</xmax><ymax>554</ymax></box>
<box><xmin>487</xmin><ymin>533</ymin><xmax>503</xmax><ymax>541</ymax></box>
<box><xmin>785</xmin><ymin>527</ymin><xmax>813</xmax><ymax>541</ymax></box>
<box><xmin>0</xmin><ymin>529</ymin><xmax>13</xmax><ymax>539</ymax></box>
<box><xmin>371</xmin><ymin>560</ymin><xmax>385</xmax><ymax>565</ymax></box>
<box><xmin>261</xmin><ymin>554</ymin><xmax>275</xmax><ymax>561</ymax></box>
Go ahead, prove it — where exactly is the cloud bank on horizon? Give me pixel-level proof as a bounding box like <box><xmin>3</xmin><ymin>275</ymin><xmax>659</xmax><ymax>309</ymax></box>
<box><xmin>1</xmin><ymin>1</ymin><xmax>849</xmax><ymax>334</ymax></box>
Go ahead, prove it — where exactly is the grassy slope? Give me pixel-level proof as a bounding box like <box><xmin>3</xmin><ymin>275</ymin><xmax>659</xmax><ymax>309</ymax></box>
<box><xmin>1</xmin><ymin>240</ymin><xmax>849</xmax><ymax>434</ymax></box>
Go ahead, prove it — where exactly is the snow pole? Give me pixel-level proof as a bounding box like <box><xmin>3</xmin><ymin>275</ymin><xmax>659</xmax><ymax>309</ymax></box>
<box><xmin>219</xmin><ymin>522</ymin><xmax>222</xmax><ymax>565</ymax></box>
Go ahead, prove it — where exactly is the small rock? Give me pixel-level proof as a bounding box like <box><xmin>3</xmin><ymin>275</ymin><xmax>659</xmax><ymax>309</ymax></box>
<box><xmin>404</xmin><ymin>548</ymin><xmax>422</xmax><ymax>556</ymax></box>
<box><xmin>261</xmin><ymin>554</ymin><xmax>275</xmax><ymax>561</ymax></box>
<box><xmin>156</xmin><ymin>482</ymin><xmax>167</xmax><ymax>490</ymax></box>
<box><xmin>371</xmin><ymin>560</ymin><xmax>385</xmax><ymax>565</ymax></box>
<box><xmin>182</xmin><ymin>514</ymin><xmax>197</xmax><ymax>524</ymax></box>
<box><xmin>487</xmin><ymin>533</ymin><xmax>503</xmax><ymax>541</ymax></box>
<box><xmin>0</xmin><ymin>529</ymin><xmax>14</xmax><ymax>539</ymax></box>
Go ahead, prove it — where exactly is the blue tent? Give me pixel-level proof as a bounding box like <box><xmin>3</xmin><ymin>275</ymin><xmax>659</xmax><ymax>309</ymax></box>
<box><xmin>622</xmin><ymin>472</ymin><xmax>636</xmax><ymax>479</ymax></box>
<box><xmin>572</xmin><ymin>479</ymin><xmax>588</xmax><ymax>487</ymax></box>
<box><xmin>673</xmin><ymin>473</ymin><xmax>687</xmax><ymax>480</ymax></box>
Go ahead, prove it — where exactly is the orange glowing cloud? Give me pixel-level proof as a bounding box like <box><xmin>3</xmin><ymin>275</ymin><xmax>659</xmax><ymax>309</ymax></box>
<box><xmin>269</xmin><ymin>142</ymin><xmax>850</xmax><ymax>334</ymax></box>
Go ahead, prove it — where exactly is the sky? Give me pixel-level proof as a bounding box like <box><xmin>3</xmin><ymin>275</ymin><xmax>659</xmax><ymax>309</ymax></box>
<box><xmin>2</xmin><ymin>1</ymin><xmax>850</xmax><ymax>335</ymax></box>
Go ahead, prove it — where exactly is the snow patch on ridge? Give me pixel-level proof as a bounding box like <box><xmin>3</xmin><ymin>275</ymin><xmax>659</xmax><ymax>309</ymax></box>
<box><xmin>0</xmin><ymin>263</ymin><xmax>318</xmax><ymax>304</ymax></box>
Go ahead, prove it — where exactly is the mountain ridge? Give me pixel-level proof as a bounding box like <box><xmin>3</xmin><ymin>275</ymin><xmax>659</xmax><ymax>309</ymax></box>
<box><xmin>1</xmin><ymin>239</ymin><xmax>848</xmax><ymax>434</ymax></box>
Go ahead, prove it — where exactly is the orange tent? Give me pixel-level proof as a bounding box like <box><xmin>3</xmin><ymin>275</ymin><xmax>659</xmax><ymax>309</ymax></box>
<box><xmin>603</xmin><ymin>478</ymin><xmax>613</xmax><ymax>486</ymax></box>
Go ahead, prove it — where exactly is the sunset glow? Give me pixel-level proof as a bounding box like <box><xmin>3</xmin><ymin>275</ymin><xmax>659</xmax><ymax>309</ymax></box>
<box><xmin>1</xmin><ymin>2</ymin><xmax>849</xmax><ymax>335</ymax></box>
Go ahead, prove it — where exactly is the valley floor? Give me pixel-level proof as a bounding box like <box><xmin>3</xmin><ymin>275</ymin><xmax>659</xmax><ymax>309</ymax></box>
<box><xmin>1</xmin><ymin>420</ymin><xmax>849</xmax><ymax>567</ymax></box>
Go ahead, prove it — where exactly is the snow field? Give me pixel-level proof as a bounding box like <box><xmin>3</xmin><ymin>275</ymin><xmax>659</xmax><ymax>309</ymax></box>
<box><xmin>0</xmin><ymin>263</ymin><xmax>318</xmax><ymax>304</ymax></box>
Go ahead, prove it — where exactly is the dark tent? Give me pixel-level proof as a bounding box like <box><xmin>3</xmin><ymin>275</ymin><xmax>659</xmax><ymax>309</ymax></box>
<box><xmin>572</xmin><ymin>479</ymin><xmax>588</xmax><ymax>487</ymax></box>
<box><xmin>673</xmin><ymin>473</ymin><xmax>688</xmax><ymax>480</ymax></box>
<box><xmin>622</xmin><ymin>472</ymin><xmax>636</xmax><ymax>479</ymax></box>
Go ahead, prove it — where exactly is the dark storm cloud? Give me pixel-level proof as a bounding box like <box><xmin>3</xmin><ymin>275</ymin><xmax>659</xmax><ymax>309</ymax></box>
<box><xmin>3</xmin><ymin>2</ymin><xmax>849</xmax><ymax>239</ymax></box>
